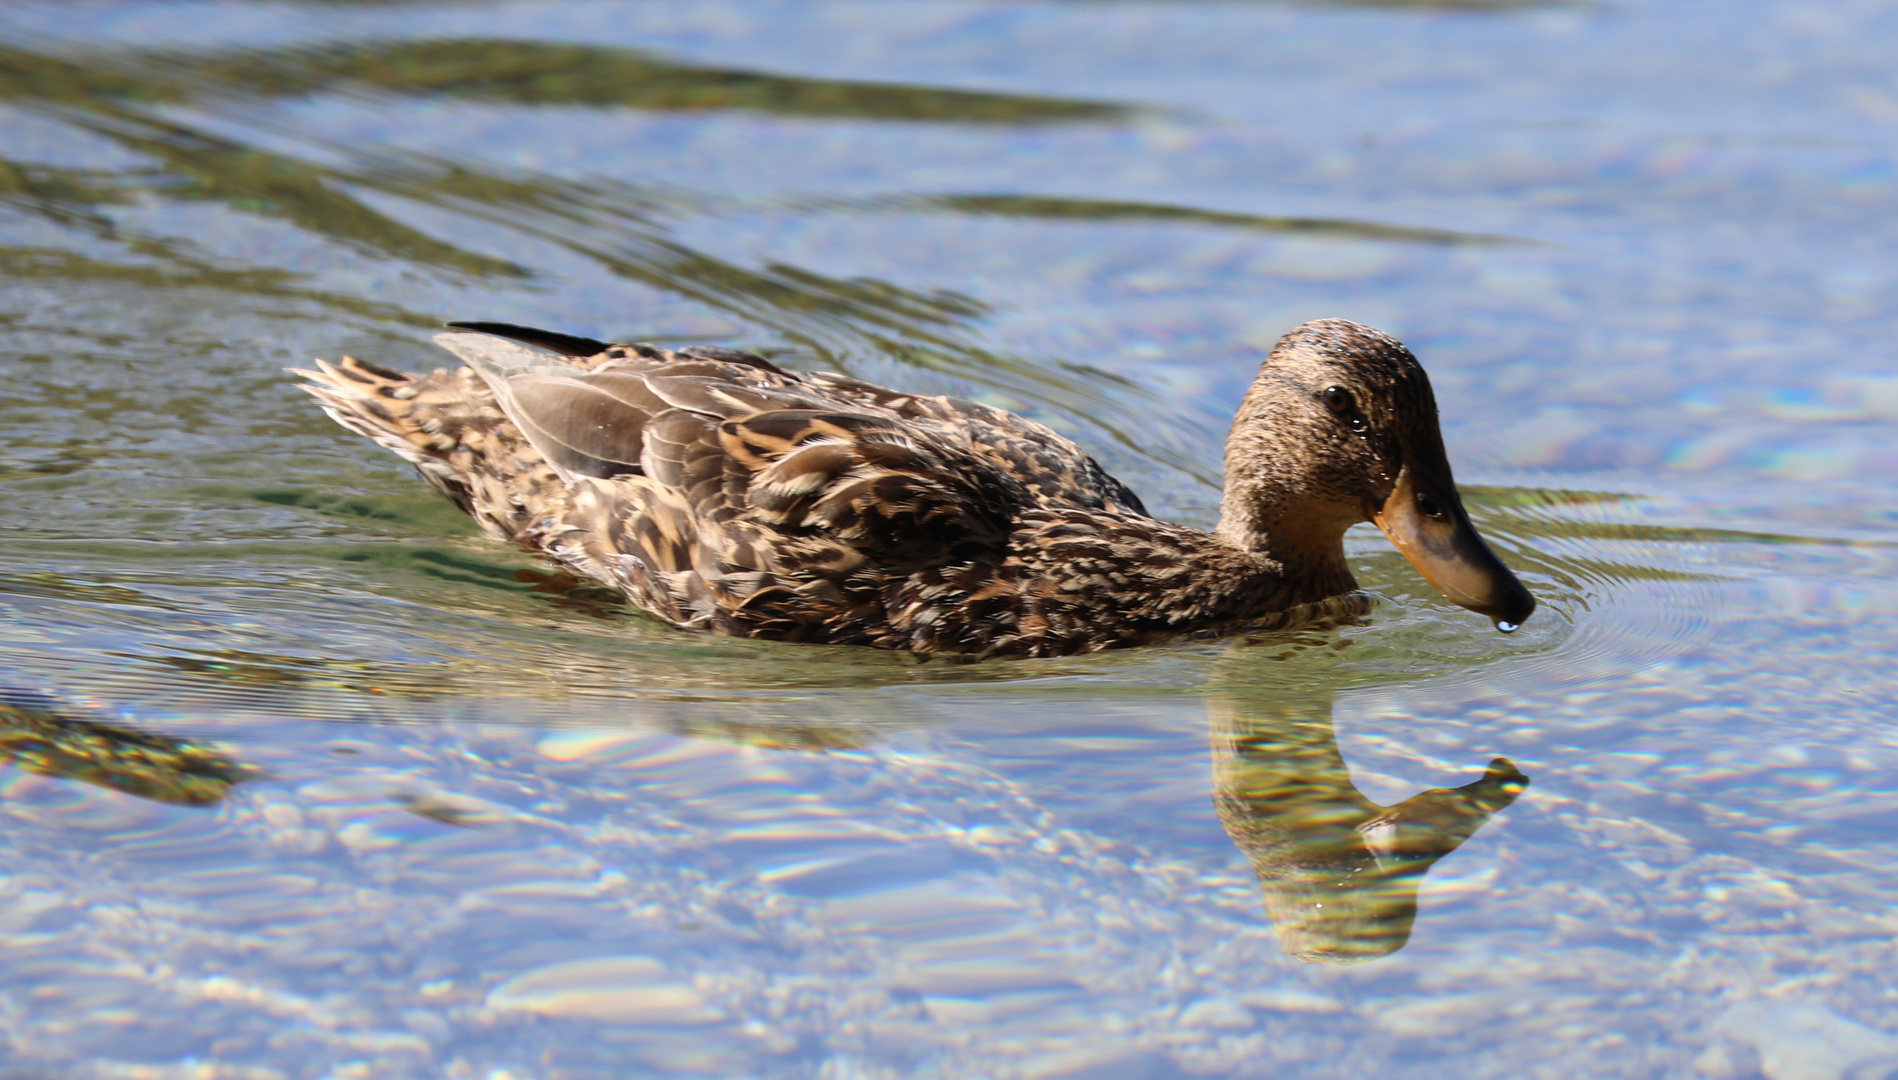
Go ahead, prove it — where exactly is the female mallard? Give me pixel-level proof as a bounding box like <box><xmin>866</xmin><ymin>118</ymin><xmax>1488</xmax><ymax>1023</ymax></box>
<box><xmin>298</xmin><ymin>319</ymin><xmax>1533</xmax><ymax>658</ymax></box>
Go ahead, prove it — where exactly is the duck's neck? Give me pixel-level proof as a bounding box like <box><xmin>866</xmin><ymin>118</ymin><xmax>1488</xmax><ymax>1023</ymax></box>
<box><xmin>1212</xmin><ymin>488</ymin><xmax>1358</xmax><ymax>608</ymax></box>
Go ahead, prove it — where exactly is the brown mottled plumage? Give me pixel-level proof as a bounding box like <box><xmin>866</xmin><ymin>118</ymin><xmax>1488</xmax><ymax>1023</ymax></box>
<box><xmin>296</xmin><ymin>319</ymin><xmax>1533</xmax><ymax>658</ymax></box>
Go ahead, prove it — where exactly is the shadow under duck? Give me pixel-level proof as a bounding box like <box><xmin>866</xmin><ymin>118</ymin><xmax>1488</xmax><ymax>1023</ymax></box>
<box><xmin>298</xmin><ymin>319</ymin><xmax>1534</xmax><ymax>658</ymax></box>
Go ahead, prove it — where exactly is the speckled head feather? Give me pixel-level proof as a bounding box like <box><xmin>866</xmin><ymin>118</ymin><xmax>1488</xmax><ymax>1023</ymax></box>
<box><xmin>295</xmin><ymin>318</ymin><xmax>1533</xmax><ymax>657</ymax></box>
<box><xmin>1216</xmin><ymin>319</ymin><xmax>1532</xmax><ymax>629</ymax></box>
<box><xmin>1217</xmin><ymin>320</ymin><xmax>1432</xmax><ymax>569</ymax></box>
<box><xmin>1278</xmin><ymin>318</ymin><xmax>1456</xmax><ymax>485</ymax></box>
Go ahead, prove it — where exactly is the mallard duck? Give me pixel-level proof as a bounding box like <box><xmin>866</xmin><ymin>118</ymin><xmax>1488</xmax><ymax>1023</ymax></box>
<box><xmin>297</xmin><ymin>318</ymin><xmax>1533</xmax><ymax>658</ymax></box>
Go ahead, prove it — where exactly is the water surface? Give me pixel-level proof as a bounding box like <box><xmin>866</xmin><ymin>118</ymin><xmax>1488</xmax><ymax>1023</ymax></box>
<box><xmin>2</xmin><ymin>1</ymin><xmax>1897</xmax><ymax>1077</ymax></box>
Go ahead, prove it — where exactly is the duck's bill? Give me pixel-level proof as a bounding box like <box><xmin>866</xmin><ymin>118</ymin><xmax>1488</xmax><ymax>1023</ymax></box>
<box><xmin>1371</xmin><ymin>466</ymin><xmax>1537</xmax><ymax>630</ymax></box>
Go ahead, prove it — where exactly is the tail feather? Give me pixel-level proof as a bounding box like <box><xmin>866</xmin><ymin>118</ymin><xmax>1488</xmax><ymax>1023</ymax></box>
<box><xmin>294</xmin><ymin>339</ymin><xmax>741</xmax><ymax>634</ymax></box>
<box><xmin>443</xmin><ymin>320</ymin><xmax>611</xmax><ymax>358</ymax></box>
<box><xmin>293</xmin><ymin>358</ymin><xmax>463</xmax><ymax>466</ymax></box>
<box><xmin>294</xmin><ymin>355</ymin><xmax>557</xmax><ymax>540</ymax></box>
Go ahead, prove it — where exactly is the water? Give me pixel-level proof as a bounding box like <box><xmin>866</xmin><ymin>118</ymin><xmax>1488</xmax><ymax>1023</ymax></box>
<box><xmin>1</xmin><ymin>0</ymin><xmax>1896</xmax><ymax>1075</ymax></box>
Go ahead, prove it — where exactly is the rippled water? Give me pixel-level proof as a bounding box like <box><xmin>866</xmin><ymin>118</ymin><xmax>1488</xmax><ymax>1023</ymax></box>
<box><xmin>2</xmin><ymin>1</ymin><xmax>1896</xmax><ymax>1076</ymax></box>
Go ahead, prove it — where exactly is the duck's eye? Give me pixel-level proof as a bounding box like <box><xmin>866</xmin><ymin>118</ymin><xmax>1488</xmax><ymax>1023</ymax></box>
<box><xmin>1323</xmin><ymin>386</ymin><xmax>1368</xmax><ymax>431</ymax></box>
<box><xmin>1416</xmin><ymin>492</ymin><xmax>1446</xmax><ymax>520</ymax></box>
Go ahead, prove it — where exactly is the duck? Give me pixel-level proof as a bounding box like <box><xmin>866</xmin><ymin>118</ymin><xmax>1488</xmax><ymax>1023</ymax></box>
<box><xmin>296</xmin><ymin>318</ymin><xmax>1534</xmax><ymax>658</ymax></box>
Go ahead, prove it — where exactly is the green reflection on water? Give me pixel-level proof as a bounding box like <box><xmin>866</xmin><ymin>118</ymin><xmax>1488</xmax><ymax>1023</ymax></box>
<box><xmin>3</xmin><ymin>36</ymin><xmax>1133</xmax><ymax>123</ymax></box>
<box><xmin>0</xmin><ymin>688</ymin><xmax>249</xmax><ymax>806</ymax></box>
<box><xmin>159</xmin><ymin>38</ymin><xmax>1136</xmax><ymax>123</ymax></box>
<box><xmin>0</xmin><ymin>244</ymin><xmax>423</xmax><ymax>325</ymax></box>
<box><xmin>904</xmin><ymin>194</ymin><xmax>1524</xmax><ymax>246</ymax></box>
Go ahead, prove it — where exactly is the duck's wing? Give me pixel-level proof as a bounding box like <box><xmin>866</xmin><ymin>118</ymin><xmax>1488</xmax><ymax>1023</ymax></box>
<box><xmin>434</xmin><ymin>331</ymin><xmax>1019</xmax><ymax>566</ymax></box>
<box><xmin>803</xmin><ymin>372</ymin><xmax>1150</xmax><ymax>518</ymax></box>
<box><xmin>440</xmin><ymin>323</ymin><xmax>1144</xmax><ymax>515</ymax></box>
<box><xmin>446</xmin><ymin>320</ymin><xmax>793</xmax><ymax>375</ymax></box>
<box><xmin>435</xmin><ymin>331</ymin><xmax>816</xmax><ymax>482</ymax></box>
<box><xmin>708</xmin><ymin>408</ymin><xmax>1019</xmax><ymax>565</ymax></box>
<box><xmin>623</xmin><ymin>402</ymin><xmax>1026</xmax><ymax>650</ymax></box>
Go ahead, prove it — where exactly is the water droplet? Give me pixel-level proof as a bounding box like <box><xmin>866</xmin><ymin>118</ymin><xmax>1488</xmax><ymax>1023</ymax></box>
<box><xmin>1496</xmin><ymin>621</ymin><xmax>1520</xmax><ymax>633</ymax></box>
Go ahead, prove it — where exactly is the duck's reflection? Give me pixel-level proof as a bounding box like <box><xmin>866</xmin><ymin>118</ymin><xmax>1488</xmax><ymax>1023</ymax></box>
<box><xmin>1210</xmin><ymin>690</ymin><xmax>1526</xmax><ymax>963</ymax></box>
<box><xmin>0</xmin><ymin>687</ymin><xmax>248</xmax><ymax>806</ymax></box>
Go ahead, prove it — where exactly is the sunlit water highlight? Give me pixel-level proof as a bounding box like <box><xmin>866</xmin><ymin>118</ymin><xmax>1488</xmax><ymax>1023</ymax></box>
<box><xmin>2</xmin><ymin>1</ymin><xmax>1897</xmax><ymax>1077</ymax></box>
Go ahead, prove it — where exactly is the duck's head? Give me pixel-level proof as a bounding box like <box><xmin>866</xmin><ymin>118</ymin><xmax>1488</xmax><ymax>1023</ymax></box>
<box><xmin>1215</xmin><ymin>319</ymin><xmax>1536</xmax><ymax>630</ymax></box>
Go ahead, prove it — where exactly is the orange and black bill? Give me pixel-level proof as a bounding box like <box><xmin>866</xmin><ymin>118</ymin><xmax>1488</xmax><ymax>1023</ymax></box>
<box><xmin>1371</xmin><ymin>466</ymin><xmax>1537</xmax><ymax>630</ymax></box>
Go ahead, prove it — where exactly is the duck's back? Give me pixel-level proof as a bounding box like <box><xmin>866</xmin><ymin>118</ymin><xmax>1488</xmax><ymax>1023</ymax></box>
<box><xmin>301</xmin><ymin>327</ymin><xmax>1172</xmax><ymax>655</ymax></box>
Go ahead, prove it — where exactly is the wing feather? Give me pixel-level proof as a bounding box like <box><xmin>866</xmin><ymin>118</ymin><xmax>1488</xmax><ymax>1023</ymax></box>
<box><xmin>502</xmin><ymin>376</ymin><xmax>648</xmax><ymax>478</ymax></box>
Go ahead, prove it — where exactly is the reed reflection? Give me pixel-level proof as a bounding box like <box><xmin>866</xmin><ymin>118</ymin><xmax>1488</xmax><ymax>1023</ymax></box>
<box><xmin>1209</xmin><ymin>687</ymin><xmax>1526</xmax><ymax>964</ymax></box>
<box><xmin>0</xmin><ymin>686</ymin><xmax>248</xmax><ymax>806</ymax></box>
